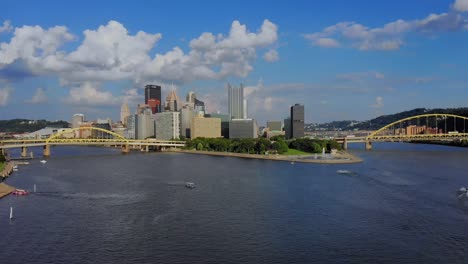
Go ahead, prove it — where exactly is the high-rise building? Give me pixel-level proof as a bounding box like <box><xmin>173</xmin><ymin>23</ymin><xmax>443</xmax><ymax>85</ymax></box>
<box><xmin>284</xmin><ymin>117</ymin><xmax>291</xmax><ymax>139</ymax></box>
<box><xmin>191</xmin><ymin>117</ymin><xmax>221</xmax><ymax>139</ymax></box>
<box><xmin>165</xmin><ymin>89</ymin><xmax>180</xmax><ymax>112</ymax></box>
<box><xmin>187</xmin><ymin>91</ymin><xmax>196</xmax><ymax>104</ymax></box>
<box><xmin>229</xmin><ymin>119</ymin><xmax>258</xmax><ymax>139</ymax></box>
<box><xmin>135</xmin><ymin>107</ymin><xmax>155</xmax><ymax>139</ymax></box>
<box><xmin>147</xmin><ymin>98</ymin><xmax>161</xmax><ymax>114</ymax></box>
<box><xmin>185</xmin><ymin>91</ymin><xmax>206</xmax><ymax>115</ymax></box>
<box><xmin>145</xmin><ymin>85</ymin><xmax>162</xmax><ymax>112</ymax></box>
<box><xmin>120</xmin><ymin>103</ymin><xmax>130</xmax><ymax>126</ymax></box>
<box><xmin>155</xmin><ymin>112</ymin><xmax>180</xmax><ymax>140</ymax></box>
<box><xmin>290</xmin><ymin>104</ymin><xmax>304</xmax><ymax>138</ymax></box>
<box><xmin>228</xmin><ymin>84</ymin><xmax>245</xmax><ymax>119</ymax></box>
<box><xmin>72</xmin><ymin>114</ymin><xmax>85</xmax><ymax>129</ymax></box>
<box><xmin>125</xmin><ymin>115</ymin><xmax>136</xmax><ymax>139</ymax></box>
<box><xmin>180</xmin><ymin>106</ymin><xmax>196</xmax><ymax>138</ymax></box>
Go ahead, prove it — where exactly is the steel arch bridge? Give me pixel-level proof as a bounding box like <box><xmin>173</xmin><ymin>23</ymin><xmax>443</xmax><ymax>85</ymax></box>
<box><xmin>340</xmin><ymin>113</ymin><xmax>468</xmax><ymax>150</ymax></box>
<box><xmin>0</xmin><ymin>126</ymin><xmax>185</xmax><ymax>157</ymax></box>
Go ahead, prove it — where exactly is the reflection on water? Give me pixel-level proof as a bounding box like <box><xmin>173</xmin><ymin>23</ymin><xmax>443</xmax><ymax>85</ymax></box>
<box><xmin>1</xmin><ymin>144</ymin><xmax>468</xmax><ymax>264</ymax></box>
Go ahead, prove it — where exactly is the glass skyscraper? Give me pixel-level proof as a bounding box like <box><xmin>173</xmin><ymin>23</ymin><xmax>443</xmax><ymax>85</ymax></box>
<box><xmin>228</xmin><ymin>83</ymin><xmax>245</xmax><ymax>119</ymax></box>
<box><xmin>144</xmin><ymin>84</ymin><xmax>162</xmax><ymax>113</ymax></box>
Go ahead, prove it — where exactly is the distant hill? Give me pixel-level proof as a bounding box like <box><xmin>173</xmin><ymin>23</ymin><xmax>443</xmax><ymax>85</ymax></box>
<box><xmin>306</xmin><ymin>108</ymin><xmax>468</xmax><ymax>131</ymax></box>
<box><xmin>0</xmin><ymin>119</ymin><xmax>70</xmax><ymax>133</ymax></box>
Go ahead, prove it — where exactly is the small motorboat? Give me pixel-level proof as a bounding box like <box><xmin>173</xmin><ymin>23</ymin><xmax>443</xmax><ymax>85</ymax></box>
<box><xmin>13</xmin><ymin>165</ymin><xmax>18</xmax><ymax>169</ymax></box>
<box><xmin>337</xmin><ymin>170</ymin><xmax>353</xmax><ymax>175</ymax></box>
<box><xmin>40</xmin><ymin>160</ymin><xmax>47</xmax><ymax>164</ymax></box>
<box><xmin>185</xmin><ymin>182</ymin><xmax>195</xmax><ymax>189</ymax></box>
<box><xmin>12</xmin><ymin>189</ymin><xmax>29</xmax><ymax>195</ymax></box>
<box><xmin>290</xmin><ymin>161</ymin><xmax>295</xmax><ymax>165</ymax></box>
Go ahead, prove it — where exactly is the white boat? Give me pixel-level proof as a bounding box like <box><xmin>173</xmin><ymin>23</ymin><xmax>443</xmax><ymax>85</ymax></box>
<box><xmin>185</xmin><ymin>182</ymin><xmax>195</xmax><ymax>189</ymax></box>
<box><xmin>337</xmin><ymin>170</ymin><xmax>352</xmax><ymax>174</ymax></box>
<box><xmin>13</xmin><ymin>165</ymin><xmax>18</xmax><ymax>169</ymax></box>
<box><xmin>40</xmin><ymin>160</ymin><xmax>47</xmax><ymax>164</ymax></box>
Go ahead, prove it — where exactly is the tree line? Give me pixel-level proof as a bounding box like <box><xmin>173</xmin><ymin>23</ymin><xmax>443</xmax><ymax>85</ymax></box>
<box><xmin>185</xmin><ymin>136</ymin><xmax>342</xmax><ymax>155</ymax></box>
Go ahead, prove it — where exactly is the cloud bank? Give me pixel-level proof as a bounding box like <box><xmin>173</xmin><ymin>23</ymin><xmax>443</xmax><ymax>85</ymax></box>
<box><xmin>304</xmin><ymin>0</ymin><xmax>468</xmax><ymax>50</ymax></box>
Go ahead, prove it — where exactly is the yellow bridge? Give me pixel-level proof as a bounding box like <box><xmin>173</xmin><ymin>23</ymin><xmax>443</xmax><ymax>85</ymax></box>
<box><xmin>336</xmin><ymin>114</ymin><xmax>468</xmax><ymax>150</ymax></box>
<box><xmin>0</xmin><ymin>127</ymin><xmax>185</xmax><ymax>157</ymax></box>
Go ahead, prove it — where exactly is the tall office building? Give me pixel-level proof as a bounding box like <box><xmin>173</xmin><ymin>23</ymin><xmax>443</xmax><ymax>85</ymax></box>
<box><xmin>120</xmin><ymin>102</ymin><xmax>130</xmax><ymax>126</ymax></box>
<box><xmin>72</xmin><ymin>114</ymin><xmax>85</xmax><ymax>129</ymax></box>
<box><xmin>228</xmin><ymin>84</ymin><xmax>245</xmax><ymax>119</ymax></box>
<box><xmin>290</xmin><ymin>104</ymin><xmax>305</xmax><ymax>138</ymax></box>
<box><xmin>145</xmin><ymin>85</ymin><xmax>162</xmax><ymax>112</ymax></box>
<box><xmin>185</xmin><ymin>91</ymin><xmax>206</xmax><ymax>115</ymax></box>
<box><xmin>284</xmin><ymin>118</ymin><xmax>291</xmax><ymax>139</ymax></box>
<box><xmin>155</xmin><ymin>112</ymin><xmax>180</xmax><ymax>140</ymax></box>
<box><xmin>180</xmin><ymin>106</ymin><xmax>196</xmax><ymax>138</ymax></box>
<box><xmin>165</xmin><ymin>89</ymin><xmax>180</xmax><ymax>112</ymax></box>
<box><xmin>125</xmin><ymin>115</ymin><xmax>136</xmax><ymax>139</ymax></box>
<box><xmin>135</xmin><ymin>107</ymin><xmax>155</xmax><ymax>140</ymax></box>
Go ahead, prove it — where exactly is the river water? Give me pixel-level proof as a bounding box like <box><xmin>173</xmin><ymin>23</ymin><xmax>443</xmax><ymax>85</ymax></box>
<box><xmin>0</xmin><ymin>143</ymin><xmax>467</xmax><ymax>264</ymax></box>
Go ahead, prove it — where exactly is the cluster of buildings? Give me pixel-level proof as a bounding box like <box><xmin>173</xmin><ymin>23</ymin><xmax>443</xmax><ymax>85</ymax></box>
<box><xmin>70</xmin><ymin>83</ymin><xmax>305</xmax><ymax>141</ymax></box>
<box><xmin>394</xmin><ymin>125</ymin><xmax>443</xmax><ymax>136</ymax></box>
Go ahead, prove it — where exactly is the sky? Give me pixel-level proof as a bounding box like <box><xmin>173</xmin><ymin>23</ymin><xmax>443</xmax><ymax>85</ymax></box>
<box><xmin>0</xmin><ymin>0</ymin><xmax>468</xmax><ymax>124</ymax></box>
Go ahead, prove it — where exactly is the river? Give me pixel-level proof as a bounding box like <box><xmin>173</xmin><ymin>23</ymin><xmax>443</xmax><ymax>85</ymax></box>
<box><xmin>0</xmin><ymin>143</ymin><xmax>467</xmax><ymax>264</ymax></box>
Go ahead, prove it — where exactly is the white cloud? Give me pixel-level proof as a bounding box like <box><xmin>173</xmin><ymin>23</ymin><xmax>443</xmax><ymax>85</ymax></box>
<box><xmin>0</xmin><ymin>87</ymin><xmax>12</xmax><ymax>106</ymax></box>
<box><xmin>25</xmin><ymin>87</ymin><xmax>47</xmax><ymax>104</ymax></box>
<box><xmin>309</xmin><ymin>37</ymin><xmax>340</xmax><ymax>48</ymax></box>
<box><xmin>0</xmin><ymin>24</ymin><xmax>74</xmax><ymax>67</ymax></box>
<box><xmin>0</xmin><ymin>20</ymin><xmax>12</xmax><ymax>33</ymax></box>
<box><xmin>263</xmin><ymin>49</ymin><xmax>279</xmax><ymax>62</ymax></box>
<box><xmin>64</xmin><ymin>82</ymin><xmax>119</xmax><ymax>106</ymax></box>
<box><xmin>0</xmin><ymin>19</ymin><xmax>278</xmax><ymax>86</ymax></box>
<box><xmin>453</xmin><ymin>0</ymin><xmax>468</xmax><ymax>12</ymax></box>
<box><xmin>304</xmin><ymin>8</ymin><xmax>468</xmax><ymax>51</ymax></box>
<box><xmin>371</xmin><ymin>96</ymin><xmax>384</xmax><ymax>109</ymax></box>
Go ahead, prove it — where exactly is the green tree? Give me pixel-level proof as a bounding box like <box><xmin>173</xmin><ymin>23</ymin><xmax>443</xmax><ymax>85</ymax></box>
<box><xmin>272</xmin><ymin>140</ymin><xmax>289</xmax><ymax>154</ymax></box>
<box><xmin>196</xmin><ymin>142</ymin><xmax>204</xmax><ymax>151</ymax></box>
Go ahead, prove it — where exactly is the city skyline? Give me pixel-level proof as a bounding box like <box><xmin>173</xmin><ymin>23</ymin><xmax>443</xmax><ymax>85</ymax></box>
<box><xmin>1</xmin><ymin>0</ymin><xmax>468</xmax><ymax>124</ymax></box>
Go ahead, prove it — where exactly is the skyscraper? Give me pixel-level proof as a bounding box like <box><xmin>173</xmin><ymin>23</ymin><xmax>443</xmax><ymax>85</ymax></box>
<box><xmin>120</xmin><ymin>102</ymin><xmax>130</xmax><ymax>126</ymax></box>
<box><xmin>165</xmin><ymin>89</ymin><xmax>180</xmax><ymax>112</ymax></box>
<box><xmin>72</xmin><ymin>114</ymin><xmax>85</xmax><ymax>128</ymax></box>
<box><xmin>144</xmin><ymin>85</ymin><xmax>161</xmax><ymax>112</ymax></box>
<box><xmin>290</xmin><ymin>104</ymin><xmax>305</xmax><ymax>138</ymax></box>
<box><xmin>228</xmin><ymin>83</ymin><xmax>245</xmax><ymax>119</ymax></box>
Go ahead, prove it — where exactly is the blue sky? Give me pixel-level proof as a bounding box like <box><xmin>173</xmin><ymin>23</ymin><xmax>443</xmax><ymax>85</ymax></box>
<box><xmin>1</xmin><ymin>0</ymin><xmax>467</xmax><ymax>124</ymax></box>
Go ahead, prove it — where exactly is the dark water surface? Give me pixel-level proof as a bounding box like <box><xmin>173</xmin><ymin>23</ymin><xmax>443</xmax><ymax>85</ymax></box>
<box><xmin>1</xmin><ymin>143</ymin><xmax>468</xmax><ymax>264</ymax></box>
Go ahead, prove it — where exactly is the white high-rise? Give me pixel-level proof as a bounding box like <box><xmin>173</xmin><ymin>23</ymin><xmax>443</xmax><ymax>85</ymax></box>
<box><xmin>228</xmin><ymin>84</ymin><xmax>245</xmax><ymax>119</ymax></box>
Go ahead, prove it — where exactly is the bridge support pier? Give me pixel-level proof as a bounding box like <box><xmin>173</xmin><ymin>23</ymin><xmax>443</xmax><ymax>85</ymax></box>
<box><xmin>21</xmin><ymin>146</ymin><xmax>28</xmax><ymax>157</ymax></box>
<box><xmin>43</xmin><ymin>144</ymin><xmax>50</xmax><ymax>157</ymax></box>
<box><xmin>365</xmin><ymin>141</ymin><xmax>372</xmax><ymax>151</ymax></box>
<box><xmin>342</xmin><ymin>138</ymin><xmax>348</xmax><ymax>150</ymax></box>
<box><xmin>145</xmin><ymin>145</ymin><xmax>149</xmax><ymax>152</ymax></box>
<box><xmin>121</xmin><ymin>144</ymin><xmax>130</xmax><ymax>154</ymax></box>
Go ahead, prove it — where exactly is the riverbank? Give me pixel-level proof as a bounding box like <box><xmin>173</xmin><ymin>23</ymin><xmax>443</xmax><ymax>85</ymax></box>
<box><xmin>168</xmin><ymin>149</ymin><xmax>362</xmax><ymax>164</ymax></box>
<box><xmin>1</xmin><ymin>161</ymin><xmax>14</xmax><ymax>178</ymax></box>
<box><xmin>0</xmin><ymin>182</ymin><xmax>15</xmax><ymax>198</ymax></box>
